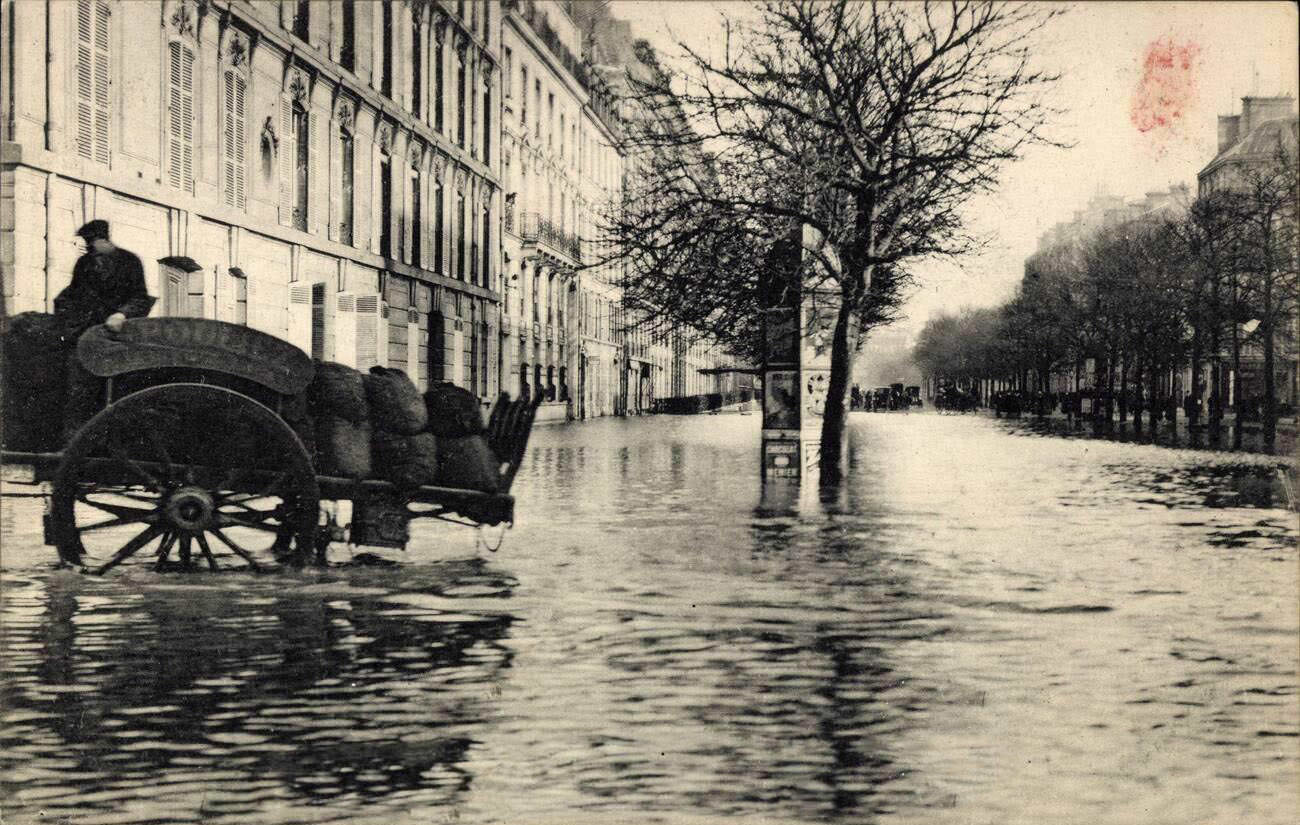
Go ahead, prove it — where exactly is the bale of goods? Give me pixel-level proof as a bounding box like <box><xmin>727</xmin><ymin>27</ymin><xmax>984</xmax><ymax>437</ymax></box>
<box><xmin>364</xmin><ymin>367</ymin><xmax>427</xmax><ymax>435</ymax></box>
<box><xmin>1</xmin><ymin>312</ymin><xmax>70</xmax><ymax>452</ymax></box>
<box><xmin>435</xmin><ymin>434</ymin><xmax>501</xmax><ymax>493</ymax></box>
<box><xmin>280</xmin><ymin>392</ymin><xmax>317</xmax><ymax>462</ymax></box>
<box><xmin>315</xmin><ymin>415</ymin><xmax>372</xmax><ymax>479</ymax></box>
<box><xmin>307</xmin><ymin>361</ymin><xmax>368</xmax><ymax>424</ymax></box>
<box><xmin>371</xmin><ymin>430</ymin><xmax>439</xmax><ymax>488</ymax></box>
<box><xmin>424</xmin><ymin>383</ymin><xmax>484</xmax><ymax>438</ymax></box>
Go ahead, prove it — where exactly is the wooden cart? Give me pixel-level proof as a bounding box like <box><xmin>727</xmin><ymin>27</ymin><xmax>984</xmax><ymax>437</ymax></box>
<box><xmin>0</xmin><ymin>318</ymin><xmax>541</xmax><ymax>574</ymax></box>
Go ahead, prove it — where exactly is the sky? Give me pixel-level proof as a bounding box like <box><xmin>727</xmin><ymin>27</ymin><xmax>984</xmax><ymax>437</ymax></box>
<box><xmin>605</xmin><ymin>0</ymin><xmax>1300</xmax><ymax>345</ymax></box>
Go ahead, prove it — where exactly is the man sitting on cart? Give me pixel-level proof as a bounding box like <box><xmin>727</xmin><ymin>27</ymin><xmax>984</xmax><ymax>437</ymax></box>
<box><xmin>55</xmin><ymin>220</ymin><xmax>154</xmax><ymax>340</ymax></box>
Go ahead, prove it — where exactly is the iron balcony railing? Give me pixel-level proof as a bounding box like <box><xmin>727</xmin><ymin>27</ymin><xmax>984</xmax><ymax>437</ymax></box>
<box><xmin>519</xmin><ymin>211</ymin><xmax>581</xmax><ymax>262</ymax></box>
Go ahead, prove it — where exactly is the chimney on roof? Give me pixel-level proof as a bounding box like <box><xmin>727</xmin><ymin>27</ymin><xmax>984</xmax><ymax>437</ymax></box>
<box><xmin>1218</xmin><ymin>115</ymin><xmax>1241</xmax><ymax>154</ymax></box>
<box><xmin>1240</xmin><ymin>95</ymin><xmax>1296</xmax><ymax>135</ymax></box>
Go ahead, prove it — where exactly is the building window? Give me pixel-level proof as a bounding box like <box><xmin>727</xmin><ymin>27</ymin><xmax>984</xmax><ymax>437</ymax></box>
<box><xmin>504</xmin><ymin>48</ymin><xmax>513</xmax><ymax>98</ymax></box>
<box><xmin>341</xmin><ymin>0</ymin><xmax>355</xmax><ymax>70</ymax></box>
<box><xmin>520</xmin><ymin>65</ymin><xmax>528</xmax><ymax>126</ymax></box>
<box><xmin>547</xmin><ymin>274</ymin><xmax>554</xmax><ymax>325</ymax></box>
<box><xmin>381</xmin><ymin>0</ymin><xmax>393</xmax><ymax>98</ymax></box>
<box><xmin>532</xmin><ymin>269</ymin><xmax>539</xmax><ymax>322</ymax></box>
<box><xmin>409</xmin><ymin>163</ymin><xmax>422</xmax><ymax>267</ymax></box>
<box><xmin>75</xmin><ymin>0</ymin><xmax>111</xmax><ymax>166</ymax></box>
<box><xmin>482</xmin><ymin>203</ymin><xmax>491</xmax><ymax>290</ymax></box>
<box><xmin>483</xmin><ymin>84</ymin><xmax>491</xmax><ymax>160</ymax></box>
<box><xmin>221</xmin><ymin>70</ymin><xmax>247</xmax><ymax>209</ymax></box>
<box><xmin>457</xmin><ymin>50</ymin><xmax>467</xmax><ymax>148</ymax></box>
<box><xmin>456</xmin><ymin>191</ymin><xmax>466</xmax><ymax>280</ymax></box>
<box><xmin>340</xmin><ymin>127</ymin><xmax>354</xmax><ymax>246</ymax></box>
<box><xmin>166</xmin><ymin>40</ymin><xmax>196</xmax><ymax>192</ymax></box>
<box><xmin>412</xmin><ymin>18</ymin><xmax>423</xmax><ymax>118</ymax></box>
<box><xmin>292</xmin><ymin>104</ymin><xmax>309</xmax><ymax>230</ymax></box>
<box><xmin>379</xmin><ymin>152</ymin><xmax>393</xmax><ymax>257</ymax></box>
<box><xmin>547</xmin><ymin>93</ymin><xmax>554</xmax><ymax>147</ymax></box>
<box><xmin>293</xmin><ymin>0</ymin><xmax>309</xmax><ymax>40</ymax></box>
<box><xmin>559</xmin><ymin>113</ymin><xmax>565</xmax><ymax>160</ymax></box>
<box><xmin>434</xmin><ymin>178</ymin><xmax>444</xmax><ymax>274</ymax></box>
<box><xmin>534</xmin><ymin>79</ymin><xmax>541</xmax><ymax>137</ymax></box>
<box><xmin>435</xmin><ymin>28</ymin><xmax>445</xmax><ymax>132</ymax></box>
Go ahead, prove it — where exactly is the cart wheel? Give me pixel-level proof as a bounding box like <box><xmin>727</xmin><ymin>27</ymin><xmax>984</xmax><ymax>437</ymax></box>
<box><xmin>51</xmin><ymin>383</ymin><xmax>319</xmax><ymax>574</ymax></box>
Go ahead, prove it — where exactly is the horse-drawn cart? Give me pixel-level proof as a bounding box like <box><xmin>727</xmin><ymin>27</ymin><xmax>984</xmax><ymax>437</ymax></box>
<box><xmin>1</xmin><ymin>318</ymin><xmax>541</xmax><ymax>574</ymax></box>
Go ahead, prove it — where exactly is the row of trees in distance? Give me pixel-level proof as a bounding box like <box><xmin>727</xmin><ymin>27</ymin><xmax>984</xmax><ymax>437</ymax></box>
<box><xmin>914</xmin><ymin>148</ymin><xmax>1298</xmax><ymax>453</ymax></box>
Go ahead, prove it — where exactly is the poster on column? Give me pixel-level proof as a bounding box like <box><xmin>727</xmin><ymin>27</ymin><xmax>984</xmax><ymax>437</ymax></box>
<box><xmin>800</xmin><ymin>295</ymin><xmax>837</xmax><ymax>437</ymax></box>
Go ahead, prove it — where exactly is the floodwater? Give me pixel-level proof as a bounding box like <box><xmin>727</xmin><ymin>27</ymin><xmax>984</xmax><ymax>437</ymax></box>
<box><xmin>2</xmin><ymin>412</ymin><xmax>1297</xmax><ymax>824</ymax></box>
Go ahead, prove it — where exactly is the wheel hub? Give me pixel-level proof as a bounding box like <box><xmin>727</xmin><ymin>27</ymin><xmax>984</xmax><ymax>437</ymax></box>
<box><xmin>165</xmin><ymin>487</ymin><xmax>215</xmax><ymax>532</ymax></box>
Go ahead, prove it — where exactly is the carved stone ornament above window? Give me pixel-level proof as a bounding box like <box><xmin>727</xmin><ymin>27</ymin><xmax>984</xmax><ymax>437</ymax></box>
<box><xmin>377</xmin><ymin>125</ymin><xmax>393</xmax><ymax>155</ymax></box>
<box><xmin>168</xmin><ymin>1</ymin><xmax>197</xmax><ymax>38</ymax></box>
<box><xmin>288</xmin><ymin>71</ymin><xmax>308</xmax><ymax>105</ymax></box>
<box><xmin>409</xmin><ymin>144</ymin><xmax>423</xmax><ymax>169</ymax></box>
<box><xmin>454</xmin><ymin>167</ymin><xmax>467</xmax><ymax>193</ymax></box>
<box><xmin>261</xmin><ymin>116</ymin><xmax>278</xmax><ymax>152</ymax></box>
<box><xmin>337</xmin><ymin>102</ymin><xmax>355</xmax><ymax>134</ymax></box>
<box><xmin>226</xmin><ymin>32</ymin><xmax>248</xmax><ymax>67</ymax></box>
<box><xmin>480</xmin><ymin>186</ymin><xmax>493</xmax><ymax>208</ymax></box>
<box><xmin>431</xmin><ymin>153</ymin><xmax>446</xmax><ymax>182</ymax></box>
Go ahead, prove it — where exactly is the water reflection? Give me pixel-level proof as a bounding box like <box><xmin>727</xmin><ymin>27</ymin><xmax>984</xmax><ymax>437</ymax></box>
<box><xmin>2</xmin><ymin>411</ymin><xmax>1296</xmax><ymax>824</ymax></box>
<box><xmin>1</xmin><ymin>562</ymin><xmax>515</xmax><ymax>822</ymax></box>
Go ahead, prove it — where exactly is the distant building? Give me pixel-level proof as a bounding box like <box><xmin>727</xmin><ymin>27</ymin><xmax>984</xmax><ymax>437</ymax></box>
<box><xmin>1196</xmin><ymin>94</ymin><xmax>1299</xmax><ymax>410</ymax></box>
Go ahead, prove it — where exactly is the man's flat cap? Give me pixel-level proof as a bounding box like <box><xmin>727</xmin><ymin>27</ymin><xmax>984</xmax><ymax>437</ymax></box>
<box><xmin>76</xmin><ymin>219</ymin><xmax>109</xmax><ymax>240</ymax></box>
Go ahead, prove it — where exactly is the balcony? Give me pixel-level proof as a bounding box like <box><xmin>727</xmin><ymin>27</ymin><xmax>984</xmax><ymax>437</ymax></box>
<box><xmin>520</xmin><ymin>211</ymin><xmax>581</xmax><ymax>263</ymax></box>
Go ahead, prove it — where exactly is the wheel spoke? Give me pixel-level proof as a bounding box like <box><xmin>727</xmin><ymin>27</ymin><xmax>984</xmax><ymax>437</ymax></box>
<box><xmin>76</xmin><ymin>495</ymin><xmax>158</xmax><ymax>521</ymax></box>
<box><xmin>92</xmin><ymin>524</ymin><xmax>164</xmax><ymax>575</ymax></box>
<box><xmin>217</xmin><ymin>512</ymin><xmax>282</xmax><ymax>533</ymax></box>
<box><xmin>78</xmin><ymin>510</ymin><xmax>158</xmax><ymax>533</ymax></box>
<box><xmin>195</xmin><ymin>533</ymin><xmax>218</xmax><ymax>571</ymax></box>
<box><xmin>178</xmin><ymin>535</ymin><xmax>193</xmax><ymax>569</ymax></box>
<box><xmin>254</xmin><ymin>472</ymin><xmax>288</xmax><ymax>500</ymax></box>
<box><xmin>209</xmin><ymin>528</ymin><xmax>262</xmax><ymax>571</ymax></box>
<box><xmin>154</xmin><ymin>532</ymin><xmax>178</xmax><ymax>570</ymax></box>
<box><xmin>106</xmin><ymin>441</ymin><xmax>165</xmax><ymax>492</ymax></box>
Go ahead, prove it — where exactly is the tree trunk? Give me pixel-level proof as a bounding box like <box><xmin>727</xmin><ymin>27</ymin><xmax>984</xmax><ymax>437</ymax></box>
<box><xmin>1118</xmin><ymin>352</ymin><xmax>1128</xmax><ymax>425</ymax></box>
<box><xmin>1154</xmin><ymin>350</ymin><xmax>1164</xmax><ymax>439</ymax></box>
<box><xmin>818</xmin><ymin>295</ymin><xmax>857</xmax><ymax>486</ymax></box>
<box><xmin>1262</xmin><ymin>278</ymin><xmax>1276</xmax><ymax>454</ymax></box>
<box><xmin>1189</xmin><ymin>329</ymin><xmax>1202</xmax><ymax>447</ymax></box>
<box><xmin>1104</xmin><ymin>349</ymin><xmax>1116</xmax><ymax>432</ymax></box>
<box><xmin>1231</xmin><ymin>298</ymin><xmax>1243</xmax><ymax>450</ymax></box>
<box><xmin>1133</xmin><ymin>359</ymin><xmax>1144</xmax><ymax>436</ymax></box>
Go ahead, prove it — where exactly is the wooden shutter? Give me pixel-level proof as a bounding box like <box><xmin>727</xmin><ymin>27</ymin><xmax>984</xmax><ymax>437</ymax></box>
<box><xmin>354</xmin><ymin>134</ymin><xmax>371</xmax><ymax>250</ymax></box>
<box><xmin>77</xmin><ymin>0</ymin><xmax>111</xmax><ymax>164</ymax></box>
<box><xmin>308</xmin><ymin>110</ymin><xmax>322</xmax><ymax>234</ymax></box>
<box><xmin>222</xmin><ymin>72</ymin><xmax>247</xmax><ymax>209</ymax></box>
<box><xmin>355</xmin><ymin>293</ymin><xmax>381</xmax><ymax>370</ymax></box>
<box><xmin>166</xmin><ymin>41</ymin><xmax>195</xmax><ymax>191</ymax></box>
<box><xmin>278</xmin><ymin>96</ymin><xmax>293</xmax><ymax>225</ymax></box>
<box><xmin>329</xmin><ymin>121</ymin><xmax>342</xmax><ymax>240</ymax></box>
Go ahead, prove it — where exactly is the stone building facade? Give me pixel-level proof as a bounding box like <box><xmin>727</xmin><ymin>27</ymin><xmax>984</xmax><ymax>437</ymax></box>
<box><xmin>2</xmin><ymin>0</ymin><xmax>503</xmax><ymax>396</ymax></box>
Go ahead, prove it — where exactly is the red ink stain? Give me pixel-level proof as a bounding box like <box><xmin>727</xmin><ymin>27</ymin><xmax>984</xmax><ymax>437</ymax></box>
<box><xmin>1130</xmin><ymin>37</ymin><xmax>1202</xmax><ymax>135</ymax></box>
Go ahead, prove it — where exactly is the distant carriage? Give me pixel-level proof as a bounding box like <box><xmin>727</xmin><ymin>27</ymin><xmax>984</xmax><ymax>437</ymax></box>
<box><xmin>1</xmin><ymin>317</ymin><xmax>541</xmax><ymax>574</ymax></box>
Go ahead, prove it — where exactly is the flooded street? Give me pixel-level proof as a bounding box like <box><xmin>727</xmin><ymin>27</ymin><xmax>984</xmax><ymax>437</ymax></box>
<box><xmin>2</xmin><ymin>411</ymin><xmax>1297</xmax><ymax>824</ymax></box>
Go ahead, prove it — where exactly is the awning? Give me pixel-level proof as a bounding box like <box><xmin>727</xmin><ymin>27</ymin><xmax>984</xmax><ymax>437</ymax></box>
<box><xmin>158</xmin><ymin>256</ymin><xmax>203</xmax><ymax>273</ymax></box>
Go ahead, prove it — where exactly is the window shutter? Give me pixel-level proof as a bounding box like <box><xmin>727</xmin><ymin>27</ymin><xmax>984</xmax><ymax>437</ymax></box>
<box><xmin>278</xmin><ymin>96</ymin><xmax>293</xmax><ymax>225</ymax></box>
<box><xmin>354</xmin><ymin>134</ymin><xmax>371</xmax><ymax>250</ymax></box>
<box><xmin>166</xmin><ymin>41</ymin><xmax>195</xmax><ymax>192</ymax></box>
<box><xmin>329</xmin><ymin>122</ymin><xmax>342</xmax><ymax>240</ymax></box>
<box><xmin>76</xmin><ymin>1</ymin><xmax>95</xmax><ymax>160</ymax></box>
<box><xmin>91</xmin><ymin>0</ymin><xmax>110</xmax><ymax>165</ymax></box>
<box><xmin>233</xmin><ymin>75</ymin><xmax>247</xmax><ymax>208</ymax></box>
<box><xmin>308</xmin><ymin>110</ymin><xmax>322</xmax><ymax>235</ymax></box>
<box><xmin>222</xmin><ymin>72</ymin><xmax>236</xmax><ymax>206</ymax></box>
<box><xmin>180</xmin><ymin>45</ymin><xmax>194</xmax><ymax>191</ymax></box>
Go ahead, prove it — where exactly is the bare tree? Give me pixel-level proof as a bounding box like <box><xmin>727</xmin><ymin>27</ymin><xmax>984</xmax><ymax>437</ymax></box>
<box><xmin>599</xmin><ymin>0</ymin><xmax>1061</xmax><ymax>483</ymax></box>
